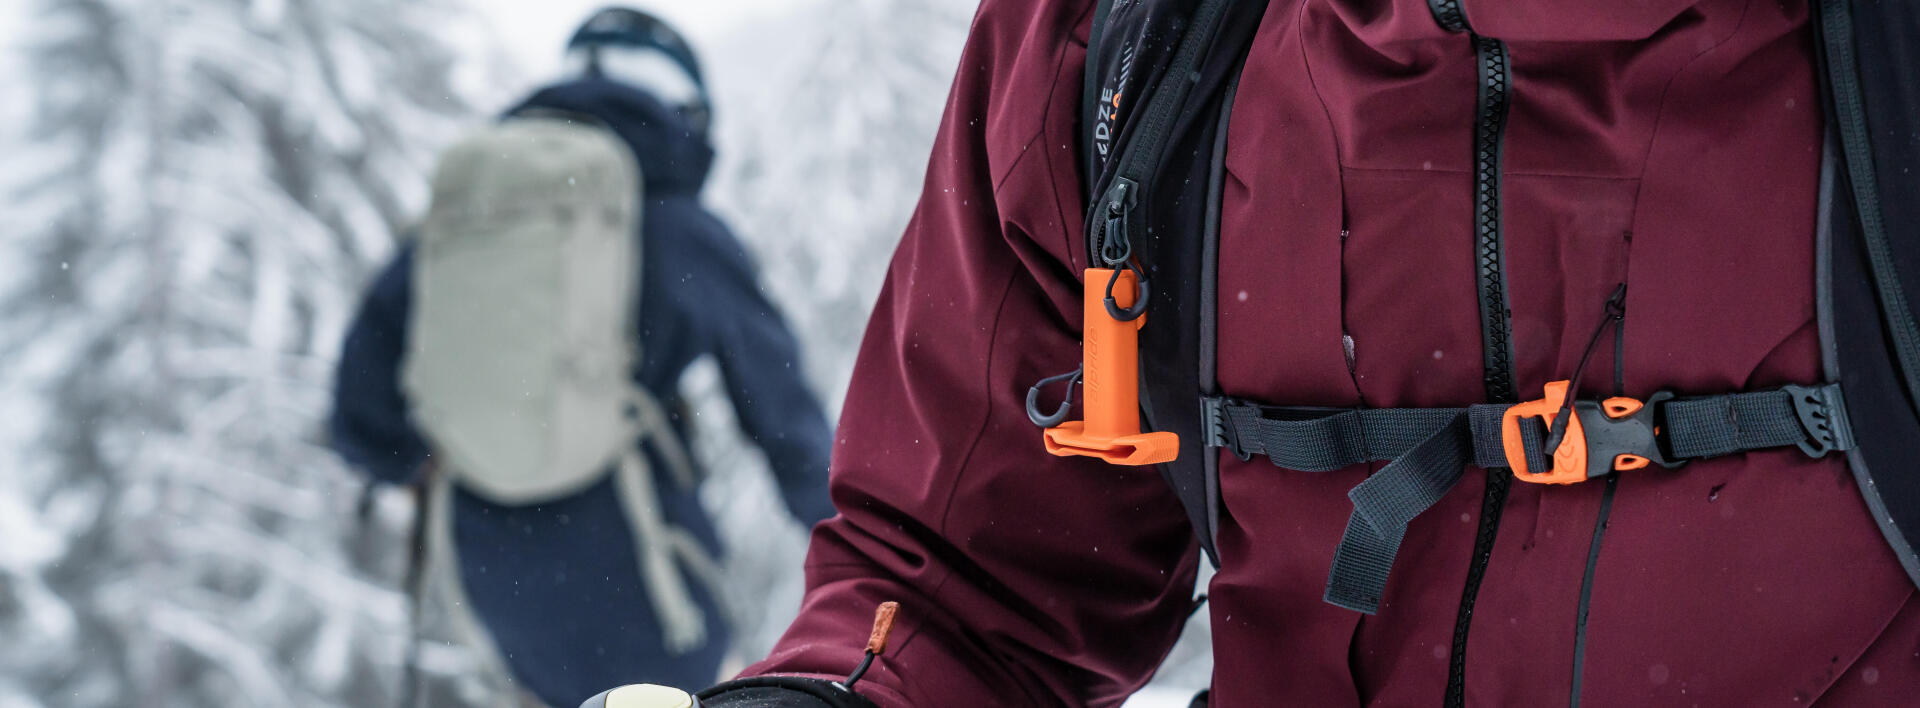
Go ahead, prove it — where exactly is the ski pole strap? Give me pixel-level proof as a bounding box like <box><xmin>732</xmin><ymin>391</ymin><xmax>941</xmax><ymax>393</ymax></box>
<box><xmin>1202</xmin><ymin>381</ymin><xmax>1854</xmax><ymax>614</ymax></box>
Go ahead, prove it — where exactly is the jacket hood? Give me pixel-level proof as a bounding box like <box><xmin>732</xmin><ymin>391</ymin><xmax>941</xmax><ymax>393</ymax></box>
<box><xmin>509</xmin><ymin>78</ymin><xmax>714</xmax><ymax>195</ymax></box>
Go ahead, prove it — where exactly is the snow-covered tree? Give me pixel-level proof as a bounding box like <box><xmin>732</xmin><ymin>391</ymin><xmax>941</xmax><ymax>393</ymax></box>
<box><xmin>0</xmin><ymin>0</ymin><xmax>485</xmax><ymax>704</ymax></box>
<box><xmin>707</xmin><ymin>0</ymin><xmax>974</xmax><ymax>407</ymax></box>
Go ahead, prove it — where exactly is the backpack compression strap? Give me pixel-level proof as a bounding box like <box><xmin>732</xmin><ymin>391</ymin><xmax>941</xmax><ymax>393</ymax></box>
<box><xmin>1205</xmin><ymin>381</ymin><xmax>1855</xmax><ymax>613</ymax></box>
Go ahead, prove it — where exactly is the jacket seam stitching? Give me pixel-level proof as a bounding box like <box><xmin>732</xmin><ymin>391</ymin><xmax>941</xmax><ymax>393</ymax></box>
<box><xmin>1810</xmin><ymin>588</ymin><xmax>1918</xmax><ymax>702</ymax></box>
<box><xmin>919</xmin><ymin>268</ymin><xmax>1029</xmax><ymax>705</ymax></box>
<box><xmin>821</xmin><ymin>269</ymin><xmax>1021</xmax><ymax>708</ymax></box>
<box><xmin>1627</xmin><ymin>0</ymin><xmax>1753</xmax><ymax>200</ymax></box>
<box><xmin>868</xmin><ymin>17</ymin><xmax>1072</xmax><ymax>704</ymax></box>
<box><xmin>934</xmin><ymin>267</ymin><xmax>1021</xmax><ymax>538</ymax></box>
<box><xmin>995</xmin><ymin>130</ymin><xmax>1051</xmax><ymax>195</ymax></box>
<box><xmin>1297</xmin><ymin>1</ymin><xmax>1364</xmax><ymax>408</ymax></box>
<box><xmin>991</xmin><ymin>29</ymin><xmax>1067</xmax><ymax>194</ymax></box>
<box><xmin>1297</xmin><ymin>1</ymin><xmax>1349</xmax><ymax>189</ymax></box>
<box><xmin>1045</xmin><ymin>35</ymin><xmax>1086</xmax><ymax>272</ymax></box>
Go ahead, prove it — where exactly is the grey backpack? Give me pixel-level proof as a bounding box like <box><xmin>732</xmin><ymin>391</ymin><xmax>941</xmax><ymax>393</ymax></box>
<box><xmin>403</xmin><ymin>116</ymin><xmax>717</xmax><ymax>661</ymax></box>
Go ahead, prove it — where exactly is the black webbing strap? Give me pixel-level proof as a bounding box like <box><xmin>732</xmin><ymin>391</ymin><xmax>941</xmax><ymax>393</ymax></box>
<box><xmin>1208</xmin><ymin>400</ymin><xmax>1539</xmax><ymax>471</ymax></box>
<box><xmin>1204</xmin><ymin>382</ymin><xmax>1852</xmax><ymax>614</ymax></box>
<box><xmin>1216</xmin><ymin>405</ymin><xmax>1455</xmax><ymax>470</ymax></box>
<box><xmin>1323</xmin><ymin>412</ymin><xmax>1472</xmax><ymax>612</ymax></box>
<box><xmin>1320</xmin><ymin>407</ymin><xmax>1550</xmax><ymax>613</ymax></box>
<box><xmin>1665</xmin><ymin>385</ymin><xmax>1854</xmax><ymax>458</ymax></box>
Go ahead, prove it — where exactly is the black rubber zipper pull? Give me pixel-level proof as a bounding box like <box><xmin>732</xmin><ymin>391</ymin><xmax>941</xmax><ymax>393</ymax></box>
<box><xmin>1100</xmin><ymin>178</ymin><xmax>1137</xmax><ymax>266</ymax></box>
<box><xmin>1544</xmin><ymin>284</ymin><xmax>1628</xmax><ymax>453</ymax></box>
<box><xmin>1098</xmin><ymin>178</ymin><xmax>1150</xmax><ymax>321</ymax></box>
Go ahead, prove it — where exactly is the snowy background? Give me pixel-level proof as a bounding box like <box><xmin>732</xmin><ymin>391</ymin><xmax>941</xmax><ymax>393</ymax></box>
<box><xmin>0</xmin><ymin>1</ymin><xmax>1209</xmax><ymax>706</ymax></box>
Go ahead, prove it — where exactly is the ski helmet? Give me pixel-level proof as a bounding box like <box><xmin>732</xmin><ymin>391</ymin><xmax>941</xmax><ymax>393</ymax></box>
<box><xmin>565</xmin><ymin>7</ymin><xmax>711</xmax><ymax>134</ymax></box>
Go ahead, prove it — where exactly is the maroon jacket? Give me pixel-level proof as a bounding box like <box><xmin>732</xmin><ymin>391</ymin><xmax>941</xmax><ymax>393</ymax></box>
<box><xmin>745</xmin><ymin>1</ymin><xmax>1919</xmax><ymax>705</ymax></box>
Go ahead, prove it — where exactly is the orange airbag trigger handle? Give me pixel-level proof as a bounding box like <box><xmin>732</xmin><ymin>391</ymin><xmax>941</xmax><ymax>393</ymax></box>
<box><xmin>1042</xmin><ymin>268</ymin><xmax>1178</xmax><ymax>466</ymax></box>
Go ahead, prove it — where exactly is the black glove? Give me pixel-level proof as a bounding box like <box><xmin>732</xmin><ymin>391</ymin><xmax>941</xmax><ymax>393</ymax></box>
<box><xmin>579</xmin><ymin>678</ymin><xmax>879</xmax><ymax>708</ymax></box>
<box><xmin>589</xmin><ymin>602</ymin><xmax>903</xmax><ymax>708</ymax></box>
<box><xmin>697</xmin><ymin>676</ymin><xmax>879</xmax><ymax>708</ymax></box>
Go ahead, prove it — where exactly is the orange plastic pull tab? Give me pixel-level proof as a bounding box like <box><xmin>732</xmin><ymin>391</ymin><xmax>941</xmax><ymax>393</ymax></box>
<box><xmin>866</xmin><ymin>602</ymin><xmax>898</xmax><ymax>655</ymax></box>
<box><xmin>844</xmin><ymin>601</ymin><xmax>900</xmax><ymax>690</ymax></box>
<box><xmin>1043</xmin><ymin>268</ymin><xmax>1180</xmax><ymax>465</ymax></box>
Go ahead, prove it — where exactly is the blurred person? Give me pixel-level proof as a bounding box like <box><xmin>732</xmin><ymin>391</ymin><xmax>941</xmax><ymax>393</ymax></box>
<box><xmin>581</xmin><ymin>0</ymin><xmax>1920</xmax><ymax>707</ymax></box>
<box><xmin>328</xmin><ymin>7</ymin><xmax>835</xmax><ymax>706</ymax></box>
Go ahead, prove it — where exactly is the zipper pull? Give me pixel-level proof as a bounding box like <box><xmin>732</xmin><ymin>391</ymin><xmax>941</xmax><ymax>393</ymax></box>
<box><xmin>1100</xmin><ymin>178</ymin><xmax>1137</xmax><ymax>266</ymax></box>
<box><xmin>841</xmin><ymin>601</ymin><xmax>899</xmax><ymax>691</ymax></box>
<box><xmin>1544</xmin><ymin>283</ymin><xmax>1631</xmax><ymax>452</ymax></box>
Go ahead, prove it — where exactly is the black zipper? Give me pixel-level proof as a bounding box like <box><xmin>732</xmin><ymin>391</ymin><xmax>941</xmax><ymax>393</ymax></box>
<box><xmin>1427</xmin><ymin>0</ymin><xmax>1470</xmax><ymax>33</ymax></box>
<box><xmin>1445</xmin><ymin>31</ymin><xmax>1519</xmax><ymax>708</ymax></box>
<box><xmin>1086</xmin><ymin>0</ymin><xmax>1233</xmax><ymax>264</ymax></box>
<box><xmin>1469</xmin><ymin>35</ymin><xmax>1519</xmax><ymax>405</ymax></box>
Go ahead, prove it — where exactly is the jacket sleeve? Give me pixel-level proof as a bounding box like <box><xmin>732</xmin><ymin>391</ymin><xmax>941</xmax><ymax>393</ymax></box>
<box><xmin>699</xmin><ymin>227</ymin><xmax>839</xmax><ymax>527</ymax></box>
<box><xmin>328</xmin><ymin>243</ymin><xmax>430</xmax><ymax>485</ymax></box>
<box><xmin>739</xmin><ymin>1</ymin><xmax>1200</xmax><ymax>706</ymax></box>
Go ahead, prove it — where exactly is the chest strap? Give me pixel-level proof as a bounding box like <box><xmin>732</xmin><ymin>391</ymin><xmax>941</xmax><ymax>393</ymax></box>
<box><xmin>1203</xmin><ymin>380</ymin><xmax>1854</xmax><ymax>614</ymax></box>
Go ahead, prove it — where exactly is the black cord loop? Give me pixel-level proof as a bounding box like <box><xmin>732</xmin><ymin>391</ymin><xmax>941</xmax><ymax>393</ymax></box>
<box><xmin>1025</xmin><ymin>367</ymin><xmax>1083</xmax><ymax>428</ymax></box>
<box><xmin>1104</xmin><ymin>261</ymin><xmax>1151</xmax><ymax>322</ymax></box>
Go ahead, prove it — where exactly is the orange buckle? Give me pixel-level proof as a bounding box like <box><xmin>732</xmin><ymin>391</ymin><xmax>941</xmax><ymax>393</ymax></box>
<box><xmin>1502</xmin><ymin>380</ymin><xmax>1682</xmax><ymax>485</ymax></box>
<box><xmin>1040</xmin><ymin>268</ymin><xmax>1179</xmax><ymax>465</ymax></box>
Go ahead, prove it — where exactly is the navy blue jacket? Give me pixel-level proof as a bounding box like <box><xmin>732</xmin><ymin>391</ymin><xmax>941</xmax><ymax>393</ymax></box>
<box><xmin>329</xmin><ymin>79</ymin><xmax>835</xmax><ymax>705</ymax></box>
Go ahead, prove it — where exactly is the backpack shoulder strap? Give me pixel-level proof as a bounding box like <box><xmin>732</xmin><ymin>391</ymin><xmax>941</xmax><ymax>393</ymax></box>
<box><xmin>1080</xmin><ymin>0</ymin><xmax>1116</xmax><ymax>198</ymax></box>
<box><xmin>1076</xmin><ymin>0</ymin><xmax>1270</xmax><ymax>564</ymax></box>
<box><xmin>1814</xmin><ymin>0</ymin><xmax>1920</xmax><ymax>589</ymax></box>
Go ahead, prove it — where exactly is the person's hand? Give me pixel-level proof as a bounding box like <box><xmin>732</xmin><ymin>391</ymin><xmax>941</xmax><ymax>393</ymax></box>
<box><xmin>580</xmin><ymin>685</ymin><xmax>698</xmax><ymax>708</ymax></box>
